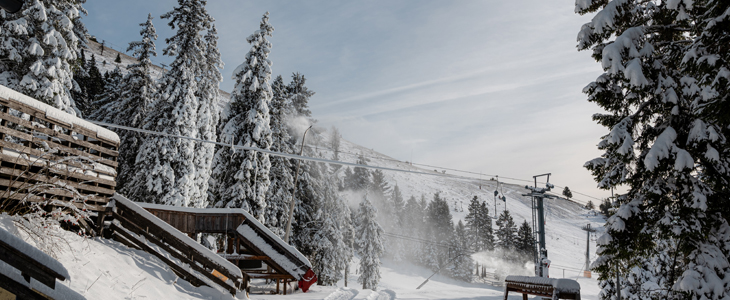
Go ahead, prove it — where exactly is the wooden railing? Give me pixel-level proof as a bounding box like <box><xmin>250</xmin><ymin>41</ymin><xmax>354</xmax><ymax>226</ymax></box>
<box><xmin>0</xmin><ymin>86</ymin><xmax>119</xmax><ymax>211</ymax></box>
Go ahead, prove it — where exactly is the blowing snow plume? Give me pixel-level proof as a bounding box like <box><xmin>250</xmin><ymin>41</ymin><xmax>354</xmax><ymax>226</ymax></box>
<box><xmin>472</xmin><ymin>250</ymin><xmax>534</xmax><ymax>281</ymax></box>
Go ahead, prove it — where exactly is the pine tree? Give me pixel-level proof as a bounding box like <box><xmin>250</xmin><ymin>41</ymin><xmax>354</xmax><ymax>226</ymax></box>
<box><xmin>128</xmin><ymin>0</ymin><xmax>212</xmax><ymax>207</ymax></box>
<box><xmin>192</xmin><ymin>24</ymin><xmax>223</xmax><ymax>208</ymax></box>
<box><xmin>310</xmin><ymin>173</ymin><xmax>347</xmax><ymax>285</ymax></box>
<box><xmin>586</xmin><ymin>200</ymin><xmax>595</xmax><ymax>210</ymax></box>
<box><xmin>424</xmin><ymin>192</ymin><xmax>454</xmax><ymax>270</ymax></box>
<box><xmin>91</xmin><ymin>14</ymin><xmax>158</xmax><ymax>193</ymax></box>
<box><xmin>403</xmin><ymin>195</ymin><xmax>424</xmax><ymax>262</ymax></box>
<box><xmin>495</xmin><ymin>210</ymin><xmax>516</xmax><ymax>254</ymax></box>
<box><xmin>355</xmin><ymin>194</ymin><xmax>384</xmax><ymax>290</ymax></box>
<box><xmin>576</xmin><ymin>1</ymin><xmax>730</xmax><ymax>298</ymax></box>
<box><xmin>209</xmin><ymin>12</ymin><xmax>274</xmax><ymax>219</ymax></box>
<box><xmin>0</xmin><ymin>0</ymin><xmax>87</xmax><ymax>115</ymax></box>
<box><xmin>330</xmin><ymin>126</ymin><xmax>341</xmax><ymax>161</ymax></box>
<box><xmin>265</xmin><ymin>75</ymin><xmax>295</xmax><ymax>236</ymax></box>
<box><xmin>450</xmin><ymin>220</ymin><xmax>474</xmax><ymax>281</ymax></box>
<box><xmin>351</xmin><ymin>154</ymin><xmax>371</xmax><ymax>190</ymax></box>
<box><xmin>369</xmin><ymin>169</ymin><xmax>389</xmax><ymax>207</ymax></box>
<box><xmin>562</xmin><ymin>186</ymin><xmax>572</xmax><ymax>200</ymax></box>
<box><xmin>288</xmin><ymin>72</ymin><xmax>314</xmax><ymax>117</ymax></box>
<box><xmin>515</xmin><ymin>220</ymin><xmax>534</xmax><ymax>264</ymax></box>
<box><xmin>91</xmin><ymin>68</ymin><xmax>123</xmax><ymax>121</ymax></box>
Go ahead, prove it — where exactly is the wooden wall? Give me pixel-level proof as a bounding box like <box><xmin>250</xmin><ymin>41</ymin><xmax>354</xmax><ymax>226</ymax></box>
<box><xmin>0</xmin><ymin>94</ymin><xmax>119</xmax><ymax>211</ymax></box>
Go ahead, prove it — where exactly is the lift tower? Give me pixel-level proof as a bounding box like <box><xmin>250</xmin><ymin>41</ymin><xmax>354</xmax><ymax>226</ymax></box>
<box><xmin>522</xmin><ymin>173</ymin><xmax>556</xmax><ymax>278</ymax></box>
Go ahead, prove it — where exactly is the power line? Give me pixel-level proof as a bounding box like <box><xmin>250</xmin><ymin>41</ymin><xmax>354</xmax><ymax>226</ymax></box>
<box><xmin>91</xmin><ymin>120</ymin><xmax>604</xmax><ymax>203</ymax></box>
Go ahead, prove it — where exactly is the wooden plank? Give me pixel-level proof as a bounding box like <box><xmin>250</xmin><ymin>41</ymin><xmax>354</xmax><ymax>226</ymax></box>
<box><xmin>110</xmin><ymin>223</ymin><xmax>210</xmax><ymax>289</ymax></box>
<box><xmin>0</xmin><ymin>272</ymin><xmax>51</xmax><ymax>300</ymax></box>
<box><xmin>0</xmin><ymin>152</ymin><xmax>117</xmax><ymax>187</ymax></box>
<box><xmin>0</xmin><ymin>109</ymin><xmax>119</xmax><ymax>158</ymax></box>
<box><xmin>0</xmin><ymin>123</ymin><xmax>118</xmax><ymax>169</ymax></box>
<box><xmin>0</xmin><ymin>166</ymin><xmax>115</xmax><ymax>195</ymax></box>
<box><xmin>112</xmin><ymin>215</ymin><xmax>238</xmax><ymax>295</ymax></box>
<box><xmin>0</xmin><ymin>236</ymin><xmax>65</xmax><ymax>289</ymax></box>
<box><xmin>0</xmin><ymin>193</ymin><xmax>106</xmax><ymax>211</ymax></box>
<box><xmin>0</xmin><ymin>98</ymin><xmax>119</xmax><ymax>148</ymax></box>
<box><xmin>114</xmin><ymin>202</ymin><xmax>243</xmax><ymax>283</ymax></box>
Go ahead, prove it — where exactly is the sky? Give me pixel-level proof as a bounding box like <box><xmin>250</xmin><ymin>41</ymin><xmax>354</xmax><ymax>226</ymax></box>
<box><xmin>83</xmin><ymin>0</ymin><xmax>611</xmax><ymax>203</ymax></box>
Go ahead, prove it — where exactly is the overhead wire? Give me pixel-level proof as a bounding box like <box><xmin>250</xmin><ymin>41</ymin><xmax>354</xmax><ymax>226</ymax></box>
<box><xmin>90</xmin><ymin>120</ymin><xmax>604</xmax><ymax>204</ymax></box>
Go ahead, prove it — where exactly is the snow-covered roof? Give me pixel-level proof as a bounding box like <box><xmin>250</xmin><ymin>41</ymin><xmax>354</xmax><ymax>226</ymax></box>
<box><xmin>110</xmin><ymin>194</ymin><xmax>242</xmax><ymax>278</ymax></box>
<box><xmin>0</xmin><ymin>226</ymin><xmax>69</xmax><ymax>279</ymax></box>
<box><xmin>136</xmin><ymin>202</ymin><xmax>313</xmax><ymax>278</ymax></box>
<box><xmin>0</xmin><ymin>84</ymin><xmax>120</xmax><ymax>144</ymax></box>
<box><xmin>505</xmin><ymin>275</ymin><xmax>581</xmax><ymax>292</ymax></box>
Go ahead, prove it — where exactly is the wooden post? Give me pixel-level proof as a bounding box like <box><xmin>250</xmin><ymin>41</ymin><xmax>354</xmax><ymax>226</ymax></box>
<box><xmin>522</xmin><ymin>293</ymin><xmax>528</xmax><ymax>300</ymax></box>
<box><xmin>283</xmin><ymin>279</ymin><xmax>287</xmax><ymax>295</ymax></box>
<box><xmin>276</xmin><ymin>279</ymin><xmax>280</xmax><ymax>294</ymax></box>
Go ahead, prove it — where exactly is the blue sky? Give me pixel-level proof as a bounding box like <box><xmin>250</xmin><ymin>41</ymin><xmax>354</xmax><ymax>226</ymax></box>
<box><xmin>83</xmin><ymin>1</ymin><xmax>611</xmax><ymax>203</ymax></box>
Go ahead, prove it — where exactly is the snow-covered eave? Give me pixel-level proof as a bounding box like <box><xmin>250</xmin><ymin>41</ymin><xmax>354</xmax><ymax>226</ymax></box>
<box><xmin>0</xmin><ymin>84</ymin><xmax>120</xmax><ymax>144</ymax></box>
<box><xmin>110</xmin><ymin>194</ymin><xmax>242</xmax><ymax>278</ymax></box>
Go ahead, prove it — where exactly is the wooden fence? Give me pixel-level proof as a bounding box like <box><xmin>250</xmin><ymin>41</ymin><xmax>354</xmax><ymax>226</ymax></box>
<box><xmin>0</xmin><ymin>86</ymin><xmax>119</xmax><ymax>211</ymax></box>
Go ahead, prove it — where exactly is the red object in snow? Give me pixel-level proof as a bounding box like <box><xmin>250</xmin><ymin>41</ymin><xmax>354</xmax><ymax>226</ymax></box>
<box><xmin>298</xmin><ymin>269</ymin><xmax>317</xmax><ymax>292</ymax></box>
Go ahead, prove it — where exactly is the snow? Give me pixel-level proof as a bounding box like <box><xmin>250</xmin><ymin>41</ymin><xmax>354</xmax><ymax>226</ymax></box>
<box><xmin>0</xmin><ymin>84</ymin><xmax>120</xmax><ymax>144</ymax></box>
<box><xmin>111</xmin><ymin>194</ymin><xmax>243</xmax><ymax>278</ymax></box>
<box><xmin>644</xmin><ymin>127</ymin><xmax>676</xmax><ymax>171</ymax></box>
<box><xmin>0</xmin><ymin>226</ymin><xmax>69</xmax><ymax>279</ymax></box>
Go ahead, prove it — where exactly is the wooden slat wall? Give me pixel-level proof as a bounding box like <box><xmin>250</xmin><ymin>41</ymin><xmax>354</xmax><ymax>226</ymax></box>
<box><xmin>0</xmin><ymin>96</ymin><xmax>119</xmax><ymax>210</ymax></box>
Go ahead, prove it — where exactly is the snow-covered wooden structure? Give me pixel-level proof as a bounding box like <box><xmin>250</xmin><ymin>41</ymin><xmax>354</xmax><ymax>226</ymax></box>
<box><xmin>504</xmin><ymin>275</ymin><xmax>581</xmax><ymax>300</ymax></box>
<box><xmin>0</xmin><ymin>85</ymin><xmax>119</xmax><ymax>212</ymax></box>
<box><xmin>138</xmin><ymin>202</ymin><xmax>317</xmax><ymax>295</ymax></box>
<box><xmin>0</xmin><ymin>227</ymin><xmax>85</xmax><ymax>300</ymax></box>
<box><xmin>109</xmin><ymin>194</ymin><xmax>244</xmax><ymax>295</ymax></box>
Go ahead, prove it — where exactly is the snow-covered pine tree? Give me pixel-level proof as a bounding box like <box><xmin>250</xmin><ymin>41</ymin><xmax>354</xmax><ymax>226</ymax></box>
<box><xmin>330</xmin><ymin>126</ymin><xmax>341</xmax><ymax>161</ymax></box>
<box><xmin>191</xmin><ymin>24</ymin><xmax>222</xmax><ymax>208</ymax></box>
<box><xmin>310</xmin><ymin>172</ymin><xmax>350</xmax><ymax>285</ymax></box>
<box><xmin>350</xmin><ymin>154</ymin><xmax>371</xmax><ymax>190</ymax></box>
<box><xmin>450</xmin><ymin>220</ymin><xmax>474</xmax><ymax>281</ymax></box>
<box><xmin>0</xmin><ymin>0</ymin><xmax>87</xmax><ymax>115</ymax></box>
<box><xmin>91</xmin><ymin>14</ymin><xmax>157</xmax><ymax>192</ymax></box>
<box><xmin>423</xmin><ymin>192</ymin><xmax>454</xmax><ymax>270</ymax></box>
<box><xmin>369</xmin><ymin>169</ymin><xmax>390</xmax><ymax>204</ymax></box>
<box><xmin>403</xmin><ymin>195</ymin><xmax>424</xmax><ymax>262</ymax></box>
<box><xmin>265</xmin><ymin>75</ymin><xmax>295</xmax><ymax>235</ymax></box>
<box><xmin>127</xmin><ymin>0</ymin><xmax>212</xmax><ymax>207</ymax></box>
<box><xmin>495</xmin><ymin>210</ymin><xmax>516</xmax><ymax>257</ymax></box>
<box><xmin>478</xmin><ymin>201</ymin><xmax>494</xmax><ymax>251</ymax></box>
<box><xmin>209</xmin><ymin>12</ymin><xmax>274</xmax><ymax>219</ymax></box>
<box><xmin>288</xmin><ymin>72</ymin><xmax>314</xmax><ymax>118</ymax></box>
<box><xmin>90</xmin><ymin>66</ymin><xmax>122</xmax><ymax>117</ymax></box>
<box><xmin>515</xmin><ymin>220</ymin><xmax>533</xmax><ymax>264</ymax></box>
<box><xmin>464</xmin><ymin>196</ymin><xmax>482</xmax><ymax>251</ymax></box>
<box><xmin>356</xmin><ymin>194</ymin><xmax>384</xmax><ymax>290</ymax></box>
<box><xmin>577</xmin><ymin>1</ymin><xmax>730</xmax><ymax>298</ymax></box>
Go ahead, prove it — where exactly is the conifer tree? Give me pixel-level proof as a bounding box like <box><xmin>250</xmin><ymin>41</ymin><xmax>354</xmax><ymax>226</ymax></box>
<box><xmin>450</xmin><ymin>220</ymin><xmax>474</xmax><ymax>281</ymax></box>
<box><xmin>495</xmin><ymin>210</ymin><xmax>517</xmax><ymax>253</ymax></box>
<box><xmin>265</xmin><ymin>75</ymin><xmax>295</xmax><ymax>235</ymax></box>
<box><xmin>192</xmin><ymin>24</ymin><xmax>223</xmax><ymax>208</ymax></box>
<box><xmin>91</xmin><ymin>68</ymin><xmax>123</xmax><ymax>121</ymax></box>
<box><xmin>562</xmin><ymin>186</ymin><xmax>572</xmax><ymax>200</ymax></box>
<box><xmin>288</xmin><ymin>72</ymin><xmax>314</xmax><ymax>117</ymax></box>
<box><xmin>369</xmin><ymin>169</ymin><xmax>389</xmax><ymax>208</ymax></box>
<box><xmin>403</xmin><ymin>195</ymin><xmax>424</xmax><ymax>261</ymax></box>
<box><xmin>577</xmin><ymin>1</ymin><xmax>730</xmax><ymax>298</ymax></box>
<box><xmin>0</xmin><ymin>0</ymin><xmax>87</xmax><ymax>115</ymax></box>
<box><xmin>92</xmin><ymin>14</ymin><xmax>157</xmax><ymax>193</ymax></box>
<box><xmin>355</xmin><ymin>194</ymin><xmax>384</xmax><ymax>290</ymax></box>
<box><xmin>351</xmin><ymin>154</ymin><xmax>371</xmax><ymax>190</ymax></box>
<box><xmin>128</xmin><ymin>0</ymin><xmax>212</xmax><ymax>207</ymax></box>
<box><xmin>424</xmin><ymin>192</ymin><xmax>454</xmax><ymax>270</ymax></box>
<box><xmin>209</xmin><ymin>12</ymin><xmax>273</xmax><ymax>219</ymax></box>
<box><xmin>515</xmin><ymin>220</ymin><xmax>534</xmax><ymax>264</ymax></box>
<box><xmin>478</xmin><ymin>201</ymin><xmax>494</xmax><ymax>251</ymax></box>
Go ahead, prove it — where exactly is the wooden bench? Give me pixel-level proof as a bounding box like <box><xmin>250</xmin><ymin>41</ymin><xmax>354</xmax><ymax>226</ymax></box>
<box><xmin>504</xmin><ymin>276</ymin><xmax>580</xmax><ymax>300</ymax></box>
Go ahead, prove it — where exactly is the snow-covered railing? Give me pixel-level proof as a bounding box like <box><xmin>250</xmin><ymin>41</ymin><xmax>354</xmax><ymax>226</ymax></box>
<box><xmin>0</xmin><ymin>85</ymin><xmax>119</xmax><ymax>211</ymax></box>
<box><xmin>504</xmin><ymin>275</ymin><xmax>581</xmax><ymax>300</ymax></box>
<box><xmin>137</xmin><ymin>202</ymin><xmax>313</xmax><ymax>280</ymax></box>
<box><xmin>110</xmin><ymin>194</ymin><xmax>243</xmax><ymax>295</ymax></box>
<box><xmin>0</xmin><ymin>226</ymin><xmax>84</xmax><ymax>299</ymax></box>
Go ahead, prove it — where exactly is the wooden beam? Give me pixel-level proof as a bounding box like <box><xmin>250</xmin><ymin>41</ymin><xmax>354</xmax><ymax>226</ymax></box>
<box><xmin>0</xmin><ymin>234</ymin><xmax>66</xmax><ymax>289</ymax></box>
